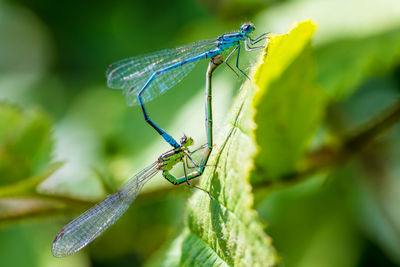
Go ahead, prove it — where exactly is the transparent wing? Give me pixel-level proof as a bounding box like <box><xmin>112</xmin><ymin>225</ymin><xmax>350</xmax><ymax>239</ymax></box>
<box><xmin>52</xmin><ymin>162</ymin><xmax>159</xmax><ymax>257</ymax></box>
<box><xmin>106</xmin><ymin>39</ymin><xmax>218</xmax><ymax>106</ymax></box>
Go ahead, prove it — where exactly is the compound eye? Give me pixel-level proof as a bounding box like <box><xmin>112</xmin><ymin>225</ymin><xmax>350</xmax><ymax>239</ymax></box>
<box><xmin>180</xmin><ymin>135</ymin><xmax>187</xmax><ymax>144</ymax></box>
<box><xmin>180</xmin><ymin>135</ymin><xmax>194</xmax><ymax>146</ymax></box>
<box><xmin>188</xmin><ymin>137</ymin><xmax>194</xmax><ymax>146</ymax></box>
<box><xmin>241</xmin><ymin>23</ymin><xmax>255</xmax><ymax>33</ymax></box>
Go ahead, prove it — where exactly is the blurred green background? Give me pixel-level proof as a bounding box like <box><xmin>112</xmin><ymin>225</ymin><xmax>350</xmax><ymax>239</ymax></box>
<box><xmin>1</xmin><ymin>0</ymin><xmax>400</xmax><ymax>266</ymax></box>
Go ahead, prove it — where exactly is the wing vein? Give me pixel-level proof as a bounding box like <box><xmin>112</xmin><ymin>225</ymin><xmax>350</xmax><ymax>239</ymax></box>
<box><xmin>52</xmin><ymin>161</ymin><xmax>159</xmax><ymax>257</ymax></box>
<box><xmin>106</xmin><ymin>39</ymin><xmax>218</xmax><ymax>105</ymax></box>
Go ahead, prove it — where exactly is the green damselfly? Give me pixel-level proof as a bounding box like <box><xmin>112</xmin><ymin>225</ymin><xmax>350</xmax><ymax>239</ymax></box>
<box><xmin>52</xmin><ymin>56</ymin><xmax>224</xmax><ymax>257</ymax></box>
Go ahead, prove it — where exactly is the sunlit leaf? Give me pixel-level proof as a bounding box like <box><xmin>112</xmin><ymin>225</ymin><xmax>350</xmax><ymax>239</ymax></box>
<box><xmin>253</xmin><ymin>20</ymin><xmax>325</xmax><ymax>180</ymax></box>
<box><xmin>147</xmin><ymin>22</ymin><xmax>322</xmax><ymax>267</ymax></box>
<box><xmin>150</xmin><ymin>78</ymin><xmax>277</xmax><ymax>266</ymax></box>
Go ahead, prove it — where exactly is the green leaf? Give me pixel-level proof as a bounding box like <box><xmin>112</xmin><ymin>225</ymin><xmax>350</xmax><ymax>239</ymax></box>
<box><xmin>253</xmin><ymin>20</ymin><xmax>326</xmax><ymax>180</ymax></box>
<box><xmin>150</xmin><ymin>79</ymin><xmax>277</xmax><ymax>266</ymax></box>
<box><xmin>0</xmin><ymin>103</ymin><xmax>91</xmax><ymax>223</ymax></box>
<box><xmin>0</xmin><ymin>162</ymin><xmax>62</xmax><ymax>198</ymax></box>
<box><xmin>0</xmin><ymin>102</ymin><xmax>53</xmax><ymax>185</ymax></box>
<box><xmin>147</xmin><ymin>22</ymin><xmax>321</xmax><ymax>267</ymax></box>
<box><xmin>0</xmin><ymin>162</ymin><xmax>90</xmax><ymax>225</ymax></box>
<box><xmin>316</xmin><ymin>27</ymin><xmax>400</xmax><ymax>100</ymax></box>
<box><xmin>151</xmin><ymin>20</ymin><xmax>325</xmax><ymax>267</ymax></box>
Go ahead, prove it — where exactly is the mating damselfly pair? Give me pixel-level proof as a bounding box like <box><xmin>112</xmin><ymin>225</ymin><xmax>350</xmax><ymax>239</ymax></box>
<box><xmin>52</xmin><ymin>23</ymin><xmax>267</xmax><ymax>257</ymax></box>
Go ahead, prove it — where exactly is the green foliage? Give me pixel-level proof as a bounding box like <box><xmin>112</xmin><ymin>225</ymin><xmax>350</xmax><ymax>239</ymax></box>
<box><xmin>152</xmin><ymin>19</ymin><xmax>400</xmax><ymax>266</ymax></box>
<box><xmin>253</xmin><ymin>21</ymin><xmax>326</xmax><ymax>179</ymax></box>
<box><xmin>150</xmin><ymin>72</ymin><xmax>277</xmax><ymax>267</ymax></box>
<box><xmin>152</xmin><ymin>21</ymin><xmax>323</xmax><ymax>267</ymax></box>
<box><xmin>316</xmin><ymin>27</ymin><xmax>400</xmax><ymax>100</ymax></box>
<box><xmin>0</xmin><ymin>162</ymin><xmax>61</xmax><ymax>198</ymax></box>
<box><xmin>1</xmin><ymin>0</ymin><xmax>400</xmax><ymax>266</ymax></box>
<box><xmin>0</xmin><ymin>103</ymin><xmax>54</xmax><ymax>185</ymax></box>
<box><xmin>0</xmin><ymin>103</ymin><xmax>90</xmax><ymax>224</ymax></box>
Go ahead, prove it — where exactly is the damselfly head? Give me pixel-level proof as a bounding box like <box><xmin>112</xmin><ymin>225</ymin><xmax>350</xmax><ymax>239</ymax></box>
<box><xmin>180</xmin><ymin>135</ymin><xmax>194</xmax><ymax>147</ymax></box>
<box><xmin>241</xmin><ymin>23</ymin><xmax>255</xmax><ymax>34</ymax></box>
